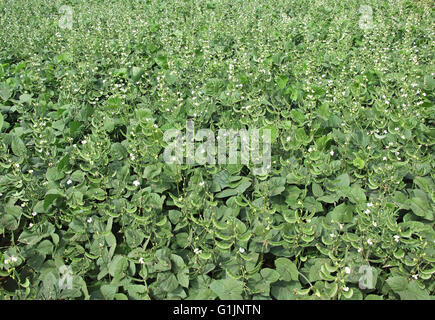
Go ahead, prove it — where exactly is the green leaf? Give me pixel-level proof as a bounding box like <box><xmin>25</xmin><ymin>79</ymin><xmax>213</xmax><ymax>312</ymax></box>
<box><xmin>335</xmin><ymin>173</ymin><xmax>350</xmax><ymax>188</ymax></box>
<box><xmin>317</xmin><ymin>103</ymin><xmax>330</xmax><ymax>120</ymax></box>
<box><xmin>105</xmin><ymin>232</ymin><xmax>117</xmax><ymax>248</ymax></box>
<box><xmin>365</xmin><ymin>294</ymin><xmax>383</xmax><ymax>300</ymax></box>
<box><xmin>210</xmin><ymin>278</ymin><xmax>244</xmax><ymax>300</ymax></box>
<box><xmin>19</xmin><ymin>93</ymin><xmax>32</xmax><ymax>104</ymax></box>
<box><xmin>386</xmin><ymin>277</ymin><xmax>431</xmax><ymax>300</ymax></box>
<box><xmin>408</xmin><ymin>196</ymin><xmax>433</xmax><ymax>220</ymax></box>
<box><xmin>271</xmin><ymin>281</ymin><xmax>301</xmax><ymax>299</ymax></box>
<box><xmin>235</xmin><ymin>180</ymin><xmax>252</xmax><ymax>194</ymax></box>
<box><xmin>177</xmin><ymin>270</ymin><xmax>189</xmax><ymax>288</ymax></box>
<box><xmin>347</xmin><ymin>185</ymin><xmax>366</xmax><ymax>204</ymax></box>
<box><xmin>11</xmin><ymin>135</ymin><xmax>26</xmax><ymax>157</ymax></box>
<box><xmin>160</xmin><ymin>273</ymin><xmax>179</xmax><ymax>292</ymax></box>
<box><xmin>37</xmin><ymin>240</ymin><xmax>54</xmax><ymax>255</ymax></box>
<box><xmin>198</xmin><ymin>252</ymin><xmax>212</xmax><ymax>260</ymax></box>
<box><xmin>101</xmin><ymin>284</ymin><xmax>117</xmax><ymax>300</ymax></box>
<box><xmin>285</xmin><ymin>186</ymin><xmax>301</xmax><ymax>204</ymax></box>
<box><xmin>87</xmin><ymin>188</ymin><xmax>106</xmax><ymax>201</ymax></box>
<box><xmin>125</xmin><ymin>229</ymin><xmax>145</xmax><ymax>248</ymax></box>
<box><xmin>0</xmin><ymin>214</ymin><xmax>18</xmax><ymax>231</ymax></box>
<box><xmin>269</xmin><ymin>177</ymin><xmax>286</xmax><ymax>196</ymax></box>
<box><xmin>57</xmin><ymin>155</ymin><xmax>70</xmax><ymax>172</ymax></box>
<box><xmin>312</xmin><ymin>182</ymin><xmax>324</xmax><ymax>198</ymax></box>
<box><xmin>108</xmin><ymin>255</ymin><xmax>128</xmax><ymax>277</ymax></box>
<box><xmin>143</xmin><ymin>165</ymin><xmax>162</xmax><ymax>180</ymax></box>
<box><xmin>126</xmin><ymin>284</ymin><xmax>148</xmax><ymax>300</ymax></box>
<box><xmin>328</xmin><ymin>282</ymin><xmax>338</xmax><ymax>298</ymax></box>
<box><xmin>352</xmin><ymin>158</ymin><xmax>365</xmax><ymax>169</ymax></box>
<box><xmin>317</xmin><ymin>193</ymin><xmax>340</xmax><ymax>203</ymax></box>
<box><xmin>18</xmin><ymin>230</ymin><xmax>43</xmax><ymax>245</ymax></box>
<box><xmin>0</xmin><ymin>83</ymin><xmax>12</xmax><ymax>101</ymax></box>
<box><xmin>262</xmin><ymin>126</ymin><xmax>278</xmax><ymax>143</ymax></box>
<box><xmin>303</xmin><ymin>196</ymin><xmax>323</xmax><ymax>214</ymax></box>
<box><xmin>103</xmin><ymin>117</ymin><xmax>115</xmax><ymax>132</ymax></box>
<box><xmin>46</xmin><ymin>167</ymin><xmax>64</xmax><ymax>181</ymax></box>
<box><xmin>403</xmin><ymin>281</ymin><xmax>431</xmax><ymax>300</ymax></box>
<box><xmin>5</xmin><ymin>205</ymin><xmax>22</xmax><ymax>218</ymax></box>
<box><xmin>277</xmin><ymin>75</ymin><xmax>288</xmax><ymax>89</ymax></box>
<box><xmin>260</xmin><ymin>268</ymin><xmax>280</xmax><ymax>283</ymax></box>
<box><xmin>275</xmin><ymin>258</ymin><xmax>299</xmax><ymax>281</ymax></box>
<box><xmin>386</xmin><ymin>276</ymin><xmax>407</xmax><ymax>292</ymax></box>
<box><xmin>131</xmin><ymin>66</ymin><xmax>145</xmax><ymax>81</ymax></box>
<box><xmin>290</xmin><ymin>109</ymin><xmax>306</xmax><ymax>125</ymax></box>
<box><xmin>69</xmin><ymin>121</ymin><xmax>83</xmax><ymax>136</ymax></box>
<box><xmin>215</xmin><ymin>188</ymin><xmax>238</xmax><ymax>198</ymax></box>
<box><xmin>329</xmin><ymin>203</ymin><xmax>354</xmax><ymax>223</ymax></box>
<box><xmin>43</xmin><ymin>190</ymin><xmax>64</xmax><ymax>210</ymax></box>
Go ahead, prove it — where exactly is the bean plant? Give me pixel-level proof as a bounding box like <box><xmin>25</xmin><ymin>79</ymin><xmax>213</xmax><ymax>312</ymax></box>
<box><xmin>0</xmin><ymin>0</ymin><xmax>434</xmax><ymax>300</ymax></box>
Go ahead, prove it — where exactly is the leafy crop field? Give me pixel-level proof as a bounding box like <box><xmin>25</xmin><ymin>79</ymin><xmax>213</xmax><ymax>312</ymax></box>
<box><xmin>0</xmin><ymin>0</ymin><xmax>434</xmax><ymax>300</ymax></box>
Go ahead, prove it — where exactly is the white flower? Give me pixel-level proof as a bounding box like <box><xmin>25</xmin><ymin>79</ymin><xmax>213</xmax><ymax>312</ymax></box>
<box><xmin>357</xmin><ymin>248</ymin><xmax>362</xmax><ymax>253</ymax></box>
<box><xmin>383</xmin><ymin>156</ymin><xmax>387</xmax><ymax>161</ymax></box>
<box><xmin>139</xmin><ymin>257</ymin><xmax>145</xmax><ymax>264</ymax></box>
<box><xmin>330</xmin><ymin>233</ymin><xmax>336</xmax><ymax>238</ymax></box>
<box><xmin>308</xmin><ymin>147</ymin><xmax>313</xmax><ymax>152</ymax></box>
<box><xmin>87</xmin><ymin>217</ymin><xmax>92</xmax><ymax>223</ymax></box>
<box><xmin>394</xmin><ymin>235</ymin><xmax>400</xmax><ymax>242</ymax></box>
<box><xmin>67</xmin><ymin>179</ymin><xmax>72</xmax><ymax>185</ymax></box>
<box><xmin>343</xmin><ymin>286</ymin><xmax>349</xmax><ymax>292</ymax></box>
<box><xmin>365</xmin><ymin>209</ymin><xmax>371</xmax><ymax>214</ymax></box>
<box><xmin>21</xmin><ymin>203</ymin><xmax>25</xmax><ymax>208</ymax></box>
<box><xmin>28</xmin><ymin>169</ymin><xmax>34</xmax><ymax>174</ymax></box>
<box><xmin>32</xmin><ymin>212</ymin><xmax>37</xmax><ymax>216</ymax></box>
<box><xmin>330</xmin><ymin>150</ymin><xmax>334</xmax><ymax>156</ymax></box>
<box><xmin>133</xmin><ymin>180</ymin><xmax>140</xmax><ymax>187</ymax></box>
<box><xmin>239</xmin><ymin>247</ymin><xmax>245</xmax><ymax>253</ymax></box>
<box><xmin>367</xmin><ymin>239</ymin><xmax>373</xmax><ymax>245</ymax></box>
<box><xmin>372</xmin><ymin>222</ymin><xmax>377</xmax><ymax>227</ymax></box>
<box><xmin>199</xmin><ymin>181</ymin><xmax>205</xmax><ymax>187</ymax></box>
<box><xmin>286</xmin><ymin>136</ymin><xmax>291</xmax><ymax>142</ymax></box>
<box><xmin>193</xmin><ymin>248</ymin><xmax>202</xmax><ymax>254</ymax></box>
<box><xmin>344</xmin><ymin>267</ymin><xmax>351</xmax><ymax>274</ymax></box>
<box><xmin>412</xmin><ymin>274</ymin><xmax>418</xmax><ymax>280</ymax></box>
<box><xmin>81</xmin><ymin>140</ymin><xmax>87</xmax><ymax>145</ymax></box>
<box><xmin>14</xmin><ymin>163</ymin><xmax>20</xmax><ymax>168</ymax></box>
<box><xmin>367</xmin><ymin>203</ymin><xmax>373</xmax><ymax>207</ymax></box>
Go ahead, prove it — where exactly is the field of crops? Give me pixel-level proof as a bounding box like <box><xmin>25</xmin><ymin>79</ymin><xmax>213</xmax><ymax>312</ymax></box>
<box><xmin>0</xmin><ymin>0</ymin><xmax>434</xmax><ymax>300</ymax></box>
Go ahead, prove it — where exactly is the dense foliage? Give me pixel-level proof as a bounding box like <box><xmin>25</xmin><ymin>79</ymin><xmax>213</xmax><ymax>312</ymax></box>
<box><xmin>0</xmin><ymin>0</ymin><xmax>434</xmax><ymax>300</ymax></box>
